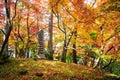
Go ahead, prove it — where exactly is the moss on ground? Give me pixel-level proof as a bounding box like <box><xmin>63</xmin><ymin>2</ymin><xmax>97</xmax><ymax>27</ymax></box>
<box><xmin>0</xmin><ymin>58</ymin><xmax>108</xmax><ymax>80</ymax></box>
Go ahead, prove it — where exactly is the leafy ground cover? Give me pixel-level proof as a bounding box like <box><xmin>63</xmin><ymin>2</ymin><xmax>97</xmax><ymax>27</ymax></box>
<box><xmin>0</xmin><ymin>58</ymin><xmax>109</xmax><ymax>80</ymax></box>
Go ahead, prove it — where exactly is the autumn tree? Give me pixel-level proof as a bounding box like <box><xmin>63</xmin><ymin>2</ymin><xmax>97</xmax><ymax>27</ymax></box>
<box><xmin>49</xmin><ymin>0</ymin><xmax>76</xmax><ymax>62</ymax></box>
<box><xmin>7</xmin><ymin>0</ymin><xmax>48</xmax><ymax>57</ymax></box>
<box><xmin>0</xmin><ymin>0</ymin><xmax>18</xmax><ymax>56</ymax></box>
<box><xmin>48</xmin><ymin>0</ymin><xmax>95</xmax><ymax>63</ymax></box>
<box><xmin>75</xmin><ymin>0</ymin><xmax>120</xmax><ymax>68</ymax></box>
<box><xmin>93</xmin><ymin>0</ymin><xmax>120</xmax><ymax>69</ymax></box>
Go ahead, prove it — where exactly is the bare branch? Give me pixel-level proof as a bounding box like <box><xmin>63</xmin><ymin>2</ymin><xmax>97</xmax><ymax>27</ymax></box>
<box><xmin>57</xmin><ymin>14</ymin><xmax>65</xmax><ymax>33</ymax></box>
<box><xmin>91</xmin><ymin>0</ymin><xmax>96</xmax><ymax>7</ymax></box>
<box><xmin>12</xmin><ymin>0</ymin><xmax>18</xmax><ymax>20</ymax></box>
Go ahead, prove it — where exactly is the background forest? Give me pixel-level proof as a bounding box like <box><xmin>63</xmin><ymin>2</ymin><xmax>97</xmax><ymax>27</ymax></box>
<box><xmin>0</xmin><ymin>0</ymin><xmax>120</xmax><ymax>79</ymax></box>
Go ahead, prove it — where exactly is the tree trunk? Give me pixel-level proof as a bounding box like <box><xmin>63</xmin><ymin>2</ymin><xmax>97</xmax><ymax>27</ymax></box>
<box><xmin>0</xmin><ymin>25</ymin><xmax>12</xmax><ymax>56</ymax></box>
<box><xmin>61</xmin><ymin>48</ymin><xmax>67</xmax><ymax>62</ymax></box>
<box><xmin>26</xmin><ymin>12</ymin><xmax>30</xmax><ymax>58</ymax></box>
<box><xmin>72</xmin><ymin>44</ymin><xmax>77</xmax><ymax>64</ymax></box>
<box><xmin>61</xmin><ymin>30</ymin><xmax>67</xmax><ymax>62</ymax></box>
<box><xmin>48</xmin><ymin>13</ymin><xmax>53</xmax><ymax>56</ymax></box>
<box><xmin>55</xmin><ymin>13</ymin><xmax>73</xmax><ymax>62</ymax></box>
<box><xmin>61</xmin><ymin>39</ymin><xmax>67</xmax><ymax>62</ymax></box>
<box><xmin>4</xmin><ymin>22</ymin><xmax>9</xmax><ymax>54</ymax></box>
<box><xmin>72</xmin><ymin>29</ymin><xmax>77</xmax><ymax>64</ymax></box>
<box><xmin>94</xmin><ymin>25</ymin><xmax>104</xmax><ymax>68</ymax></box>
<box><xmin>0</xmin><ymin>0</ymin><xmax>11</xmax><ymax>56</ymax></box>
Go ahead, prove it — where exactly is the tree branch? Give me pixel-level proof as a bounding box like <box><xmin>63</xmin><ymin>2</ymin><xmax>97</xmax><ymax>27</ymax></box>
<box><xmin>102</xmin><ymin>59</ymin><xmax>116</xmax><ymax>69</ymax></box>
<box><xmin>0</xmin><ymin>29</ymin><xmax>6</xmax><ymax>35</ymax></box>
<box><xmin>12</xmin><ymin>0</ymin><xmax>18</xmax><ymax>20</ymax></box>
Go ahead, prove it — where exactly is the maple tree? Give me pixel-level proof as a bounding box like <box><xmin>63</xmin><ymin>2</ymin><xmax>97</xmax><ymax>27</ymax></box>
<box><xmin>7</xmin><ymin>0</ymin><xmax>48</xmax><ymax>57</ymax></box>
<box><xmin>0</xmin><ymin>0</ymin><xmax>18</xmax><ymax>56</ymax></box>
<box><xmin>87</xmin><ymin>0</ymin><xmax>120</xmax><ymax>68</ymax></box>
<box><xmin>51</xmin><ymin>0</ymin><xmax>95</xmax><ymax>63</ymax></box>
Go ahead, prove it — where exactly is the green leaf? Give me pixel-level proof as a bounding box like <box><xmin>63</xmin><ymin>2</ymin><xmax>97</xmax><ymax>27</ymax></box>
<box><xmin>101</xmin><ymin>54</ymin><xmax>112</xmax><ymax>60</ymax></box>
<box><xmin>89</xmin><ymin>32</ymin><xmax>97</xmax><ymax>40</ymax></box>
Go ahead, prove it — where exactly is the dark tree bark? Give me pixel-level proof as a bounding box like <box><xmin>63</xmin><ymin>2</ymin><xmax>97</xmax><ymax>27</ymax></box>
<box><xmin>0</xmin><ymin>0</ymin><xmax>11</xmax><ymax>56</ymax></box>
<box><xmin>61</xmin><ymin>49</ymin><xmax>67</xmax><ymax>62</ymax></box>
<box><xmin>48</xmin><ymin>13</ymin><xmax>53</xmax><ymax>56</ymax></box>
<box><xmin>61</xmin><ymin>30</ymin><xmax>67</xmax><ymax>62</ymax></box>
<box><xmin>72</xmin><ymin>44</ymin><xmax>77</xmax><ymax>64</ymax></box>
<box><xmin>0</xmin><ymin>25</ymin><xmax>12</xmax><ymax>56</ymax></box>
<box><xmin>72</xmin><ymin>29</ymin><xmax>77</xmax><ymax>64</ymax></box>
<box><xmin>4</xmin><ymin>22</ymin><xmax>9</xmax><ymax>54</ymax></box>
<box><xmin>0</xmin><ymin>0</ymin><xmax>18</xmax><ymax>56</ymax></box>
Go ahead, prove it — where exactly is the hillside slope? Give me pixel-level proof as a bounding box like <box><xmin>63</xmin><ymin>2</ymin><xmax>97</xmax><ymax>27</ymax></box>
<box><xmin>0</xmin><ymin>58</ymin><xmax>106</xmax><ymax>80</ymax></box>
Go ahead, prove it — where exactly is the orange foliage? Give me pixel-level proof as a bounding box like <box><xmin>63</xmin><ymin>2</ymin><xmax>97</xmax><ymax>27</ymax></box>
<box><xmin>97</xmin><ymin>0</ymin><xmax>108</xmax><ymax>6</ymax></box>
<box><xmin>73</xmin><ymin>0</ymin><xmax>84</xmax><ymax>5</ymax></box>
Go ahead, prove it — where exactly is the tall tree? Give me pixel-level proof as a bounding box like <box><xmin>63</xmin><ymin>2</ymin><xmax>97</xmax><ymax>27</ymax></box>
<box><xmin>48</xmin><ymin>12</ymin><xmax>53</xmax><ymax>57</ymax></box>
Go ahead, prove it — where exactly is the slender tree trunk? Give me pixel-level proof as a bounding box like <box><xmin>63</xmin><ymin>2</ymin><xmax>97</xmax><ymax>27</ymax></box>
<box><xmin>72</xmin><ymin>44</ymin><xmax>77</xmax><ymax>64</ymax></box>
<box><xmin>61</xmin><ymin>31</ymin><xmax>67</xmax><ymax>62</ymax></box>
<box><xmin>0</xmin><ymin>0</ymin><xmax>11</xmax><ymax>56</ymax></box>
<box><xmin>48</xmin><ymin>13</ymin><xmax>53</xmax><ymax>56</ymax></box>
<box><xmin>4</xmin><ymin>22</ymin><xmax>9</xmax><ymax>54</ymax></box>
<box><xmin>72</xmin><ymin>29</ymin><xmax>77</xmax><ymax>64</ymax></box>
<box><xmin>26</xmin><ymin>12</ymin><xmax>30</xmax><ymax>58</ymax></box>
<box><xmin>94</xmin><ymin>24</ymin><xmax>104</xmax><ymax>68</ymax></box>
<box><xmin>55</xmin><ymin>13</ymin><xmax>73</xmax><ymax>62</ymax></box>
<box><xmin>0</xmin><ymin>25</ymin><xmax>12</xmax><ymax>56</ymax></box>
<box><xmin>61</xmin><ymin>48</ymin><xmax>67</xmax><ymax>62</ymax></box>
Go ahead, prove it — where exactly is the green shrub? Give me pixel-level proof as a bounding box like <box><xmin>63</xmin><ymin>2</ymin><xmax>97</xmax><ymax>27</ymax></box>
<box><xmin>44</xmin><ymin>50</ymin><xmax>53</xmax><ymax>60</ymax></box>
<box><xmin>31</xmin><ymin>53</ymin><xmax>37</xmax><ymax>60</ymax></box>
<box><xmin>66</xmin><ymin>56</ymin><xmax>72</xmax><ymax>63</ymax></box>
<box><xmin>102</xmin><ymin>73</ymin><xmax>120</xmax><ymax>80</ymax></box>
<box><xmin>102</xmin><ymin>60</ymin><xmax>120</xmax><ymax>79</ymax></box>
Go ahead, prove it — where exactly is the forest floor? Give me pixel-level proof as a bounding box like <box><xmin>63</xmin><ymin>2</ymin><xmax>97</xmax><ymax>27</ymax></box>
<box><xmin>0</xmin><ymin>58</ymin><xmax>111</xmax><ymax>80</ymax></box>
